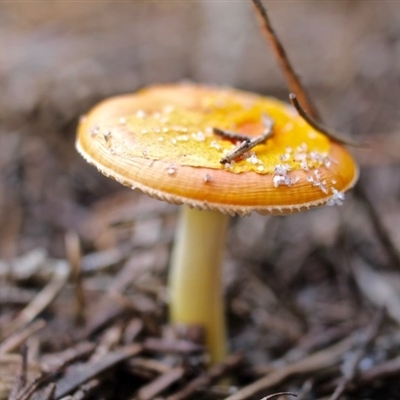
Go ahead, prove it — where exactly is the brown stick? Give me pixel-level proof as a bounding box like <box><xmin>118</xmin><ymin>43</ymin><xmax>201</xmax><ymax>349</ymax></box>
<box><xmin>0</xmin><ymin>320</ymin><xmax>45</xmax><ymax>354</ymax></box>
<box><xmin>143</xmin><ymin>337</ymin><xmax>204</xmax><ymax>354</ymax></box>
<box><xmin>223</xmin><ymin>336</ymin><xmax>355</xmax><ymax>400</ymax></box>
<box><xmin>167</xmin><ymin>353</ymin><xmax>243</xmax><ymax>400</ymax></box>
<box><xmin>355</xmin><ymin>182</ymin><xmax>400</xmax><ymax>271</ymax></box>
<box><xmin>3</xmin><ymin>264</ymin><xmax>69</xmax><ymax>338</ymax></box>
<box><xmin>289</xmin><ymin>94</ymin><xmax>364</xmax><ymax>147</ymax></box>
<box><xmin>323</xmin><ymin>356</ymin><xmax>400</xmax><ymax>394</ymax></box>
<box><xmin>41</xmin><ymin>383</ymin><xmax>56</xmax><ymax>400</ymax></box>
<box><xmin>261</xmin><ymin>393</ymin><xmax>298</xmax><ymax>400</ymax></box>
<box><xmin>138</xmin><ymin>367</ymin><xmax>185</xmax><ymax>400</ymax></box>
<box><xmin>355</xmin><ymin>356</ymin><xmax>400</xmax><ymax>386</ymax></box>
<box><xmin>328</xmin><ymin>308</ymin><xmax>385</xmax><ymax>400</ymax></box>
<box><xmin>65</xmin><ymin>231</ymin><xmax>86</xmax><ymax>325</ymax></box>
<box><xmin>70</xmin><ymin>379</ymin><xmax>99</xmax><ymax>400</ymax></box>
<box><xmin>54</xmin><ymin>344</ymin><xmax>142</xmax><ymax>399</ymax></box>
<box><xmin>8</xmin><ymin>344</ymin><xmax>29</xmax><ymax>400</ymax></box>
<box><xmin>15</xmin><ymin>374</ymin><xmax>48</xmax><ymax>400</ymax></box>
<box><xmin>251</xmin><ymin>0</ymin><xmax>320</xmax><ymax>120</ymax></box>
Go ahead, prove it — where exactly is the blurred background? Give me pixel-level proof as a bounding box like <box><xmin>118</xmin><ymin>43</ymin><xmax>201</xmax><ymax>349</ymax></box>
<box><xmin>1</xmin><ymin>0</ymin><xmax>400</xmax><ymax>382</ymax></box>
<box><xmin>1</xmin><ymin>0</ymin><xmax>399</xmax><ymax>257</ymax></box>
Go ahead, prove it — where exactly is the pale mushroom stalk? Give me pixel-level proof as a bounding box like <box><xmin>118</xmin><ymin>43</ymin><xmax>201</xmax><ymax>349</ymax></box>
<box><xmin>169</xmin><ymin>205</ymin><xmax>230</xmax><ymax>364</ymax></box>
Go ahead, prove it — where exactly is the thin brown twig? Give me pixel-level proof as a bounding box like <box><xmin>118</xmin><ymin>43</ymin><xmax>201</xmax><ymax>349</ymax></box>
<box><xmin>295</xmin><ymin>380</ymin><xmax>313</xmax><ymax>400</ymax></box>
<box><xmin>54</xmin><ymin>344</ymin><xmax>142</xmax><ymax>399</ymax></box>
<box><xmin>167</xmin><ymin>353</ymin><xmax>243</xmax><ymax>400</ymax></box>
<box><xmin>90</xmin><ymin>324</ymin><xmax>124</xmax><ymax>361</ymax></box>
<box><xmin>0</xmin><ymin>320</ymin><xmax>46</xmax><ymax>354</ymax></box>
<box><xmin>289</xmin><ymin>93</ymin><xmax>364</xmax><ymax>147</ymax></box>
<box><xmin>322</xmin><ymin>356</ymin><xmax>400</xmax><ymax>394</ymax></box>
<box><xmin>138</xmin><ymin>367</ymin><xmax>185</xmax><ymax>400</ymax></box>
<box><xmin>328</xmin><ymin>307</ymin><xmax>386</xmax><ymax>400</ymax></box>
<box><xmin>250</xmin><ymin>0</ymin><xmax>320</xmax><ymax>120</ymax></box>
<box><xmin>15</xmin><ymin>373</ymin><xmax>48</xmax><ymax>400</ymax></box>
<box><xmin>41</xmin><ymin>383</ymin><xmax>56</xmax><ymax>400</ymax></box>
<box><xmin>2</xmin><ymin>264</ymin><xmax>69</xmax><ymax>339</ymax></box>
<box><xmin>261</xmin><ymin>393</ymin><xmax>298</xmax><ymax>400</ymax></box>
<box><xmin>354</xmin><ymin>356</ymin><xmax>400</xmax><ymax>386</ymax></box>
<box><xmin>251</xmin><ymin>0</ymin><xmax>366</xmax><ymax>150</ymax></box>
<box><xmin>65</xmin><ymin>231</ymin><xmax>86</xmax><ymax>325</ymax></box>
<box><xmin>70</xmin><ymin>379</ymin><xmax>99</xmax><ymax>400</ymax></box>
<box><xmin>223</xmin><ymin>335</ymin><xmax>355</xmax><ymax>400</ymax></box>
<box><xmin>355</xmin><ymin>182</ymin><xmax>400</xmax><ymax>271</ymax></box>
<box><xmin>20</xmin><ymin>345</ymin><xmax>28</xmax><ymax>390</ymax></box>
<box><xmin>18</xmin><ymin>342</ymin><xmax>96</xmax><ymax>400</ymax></box>
<box><xmin>8</xmin><ymin>344</ymin><xmax>29</xmax><ymax>400</ymax></box>
<box><xmin>128</xmin><ymin>357</ymin><xmax>172</xmax><ymax>375</ymax></box>
<box><xmin>143</xmin><ymin>337</ymin><xmax>204</xmax><ymax>354</ymax></box>
<box><xmin>41</xmin><ymin>341</ymin><xmax>96</xmax><ymax>373</ymax></box>
<box><xmin>12</xmin><ymin>345</ymin><xmax>97</xmax><ymax>400</ymax></box>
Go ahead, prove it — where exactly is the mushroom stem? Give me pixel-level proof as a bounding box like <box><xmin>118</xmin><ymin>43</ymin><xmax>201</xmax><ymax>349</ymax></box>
<box><xmin>169</xmin><ymin>205</ymin><xmax>230</xmax><ymax>364</ymax></box>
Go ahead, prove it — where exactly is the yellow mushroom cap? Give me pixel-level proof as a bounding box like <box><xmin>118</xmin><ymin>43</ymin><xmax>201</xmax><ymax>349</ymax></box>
<box><xmin>76</xmin><ymin>83</ymin><xmax>359</xmax><ymax>216</ymax></box>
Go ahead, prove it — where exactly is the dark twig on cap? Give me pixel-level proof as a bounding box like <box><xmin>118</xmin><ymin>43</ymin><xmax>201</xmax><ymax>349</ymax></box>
<box><xmin>217</xmin><ymin>114</ymin><xmax>274</xmax><ymax>165</ymax></box>
<box><xmin>289</xmin><ymin>94</ymin><xmax>365</xmax><ymax>147</ymax></box>
<box><xmin>220</xmin><ymin>140</ymin><xmax>252</xmax><ymax>165</ymax></box>
<box><xmin>212</xmin><ymin>128</ymin><xmax>250</xmax><ymax>142</ymax></box>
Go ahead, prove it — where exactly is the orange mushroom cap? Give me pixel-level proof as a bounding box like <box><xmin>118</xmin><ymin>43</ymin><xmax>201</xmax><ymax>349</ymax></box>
<box><xmin>76</xmin><ymin>83</ymin><xmax>358</xmax><ymax>216</ymax></box>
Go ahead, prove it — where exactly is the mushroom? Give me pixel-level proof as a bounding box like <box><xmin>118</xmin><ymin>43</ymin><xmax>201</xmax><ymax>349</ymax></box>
<box><xmin>76</xmin><ymin>83</ymin><xmax>358</xmax><ymax>363</ymax></box>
